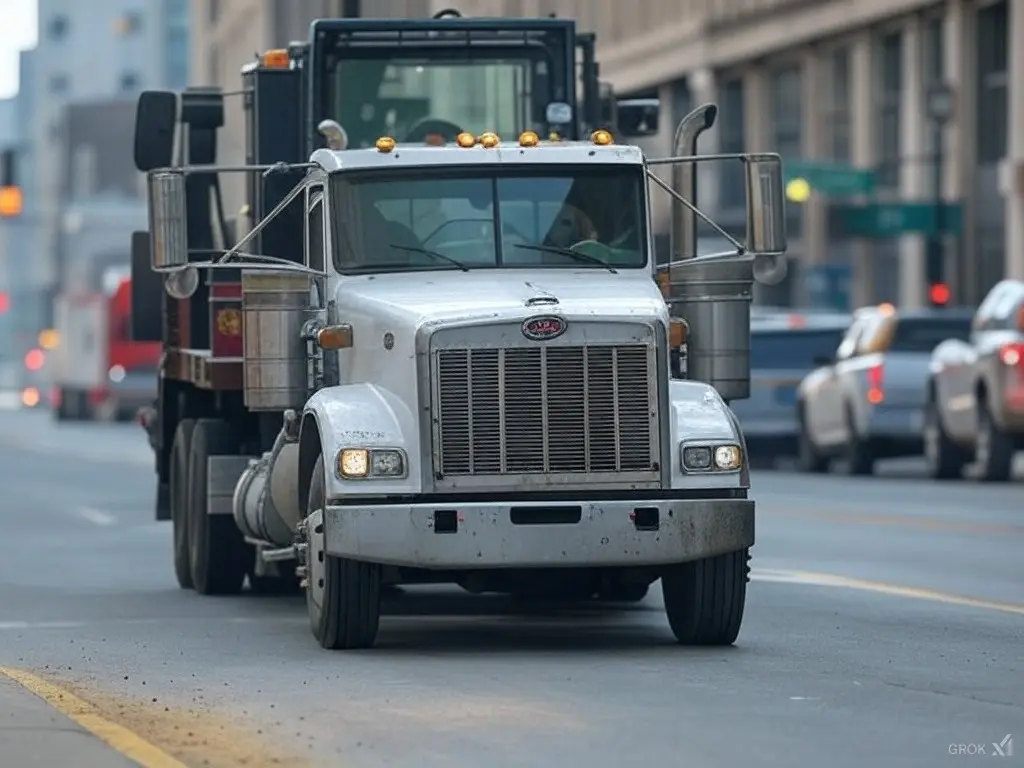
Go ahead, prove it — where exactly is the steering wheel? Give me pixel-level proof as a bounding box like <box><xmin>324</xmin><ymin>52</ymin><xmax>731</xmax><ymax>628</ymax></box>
<box><xmin>422</xmin><ymin>218</ymin><xmax>529</xmax><ymax>246</ymax></box>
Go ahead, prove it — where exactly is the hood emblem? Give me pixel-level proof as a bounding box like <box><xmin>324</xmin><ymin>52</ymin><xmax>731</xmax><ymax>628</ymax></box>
<box><xmin>522</xmin><ymin>315</ymin><xmax>567</xmax><ymax>341</ymax></box>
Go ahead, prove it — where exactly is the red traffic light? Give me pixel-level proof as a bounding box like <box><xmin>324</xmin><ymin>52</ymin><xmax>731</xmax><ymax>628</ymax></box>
<box><xmin>929</xmin><ymin>282</ymin><xmax>951</xmax><ymax>306</ymax></box>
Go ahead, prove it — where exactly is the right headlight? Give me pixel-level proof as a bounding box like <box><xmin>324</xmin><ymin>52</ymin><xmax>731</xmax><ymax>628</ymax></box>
<box><xmin>336</xmin><ymin>448</ymin><xmax>408</xmax><ymax>479</ymax></box>
<box><xmin>680</xmin><ymin>443</ymin><xmax>743</xmax><ymax>472</ymax></box>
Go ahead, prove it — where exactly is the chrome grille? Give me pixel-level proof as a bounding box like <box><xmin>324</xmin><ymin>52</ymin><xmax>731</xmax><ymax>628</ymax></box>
<box><xmin>434</xmin><ymin>344</ymin><xmax>656</xmax><ymax>476</ymax></box>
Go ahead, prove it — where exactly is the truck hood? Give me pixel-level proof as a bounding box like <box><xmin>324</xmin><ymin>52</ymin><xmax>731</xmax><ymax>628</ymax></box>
<box><xmin>335</xmin><ymin>269</ymin><xmax>669</xmax><ymax>331</ymax></box>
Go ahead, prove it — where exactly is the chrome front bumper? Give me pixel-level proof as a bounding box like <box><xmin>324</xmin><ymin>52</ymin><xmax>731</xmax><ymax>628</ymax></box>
<box><xmin>323</xmin><ymin>497</ymin><xmax>754</xmax><ymax>569</ymax></box>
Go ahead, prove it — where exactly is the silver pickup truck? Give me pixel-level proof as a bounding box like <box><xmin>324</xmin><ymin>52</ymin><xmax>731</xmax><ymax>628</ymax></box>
<box><xmin>924</xmin><ymin>279</ymin><xmax>1024</xmax><ymax>481</ymax></box>
<box><xmin>797</xmin><ymin>304</ymin><xmax>974</xmax><ymax>475</ymax></box>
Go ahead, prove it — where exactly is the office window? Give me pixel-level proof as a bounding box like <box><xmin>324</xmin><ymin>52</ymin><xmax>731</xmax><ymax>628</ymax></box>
<box><xmin>771</xmin><ymin>64</ymin><xmax>803</xmax><ymax>236</ymax></box>
<box><xmin>824</xmin><ymin>47</ymin><xmax>851</xmax><ymax>163</ymax></box>
<box><xmin>718</xmin><ymin>77</ymin><xmax>745</xmax><ymax>210</ymax></box>
<box><xmin>875</xmin><ymin>31</ymin><xmax>902</xmax><ymax>189</ymax></box>
<box><xmin>976</xmin><ymin>1</ymin><xmax>1007</xmax><ymax>164</ymax></box>
<box><xmin>770</xmin><ymin>65</ymin><xmax>802</xmax><ymax>159</ymax></box>
<box><xmin>50</xmin><ymin>74</ymin><xmax>69</xmax><ymax>94</ymax></box>
<box><xmin>47</xmin><ymin>15</ymin><xmax>69</xmax><ymax>40</ymax></box>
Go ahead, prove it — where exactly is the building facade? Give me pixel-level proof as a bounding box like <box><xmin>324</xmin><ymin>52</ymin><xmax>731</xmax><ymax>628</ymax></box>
<box><xmin>0</xmin><ymin>0</ymin><xmax>190</xmax><ymax>363</ymax></box>
<box><xmin>190</xmin><ymin>0</ymin><xmax>1020</xmax><ymax>307</ymax></box>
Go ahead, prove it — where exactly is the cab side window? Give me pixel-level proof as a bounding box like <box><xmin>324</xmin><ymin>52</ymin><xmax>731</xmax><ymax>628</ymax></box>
<box><xmin>972</xmin><ymin>281</ymin><xmax>1013</xmax><ymax>331</ymax></box>
<box><xmin>836</xmin><ymin>317</ymin><xmax>869</xmax><ymax>360</ymax></box>
<box><xmin>307</xmin><ymin>190</ymin><xmax>325</xmax><ymax>272</ymax></box>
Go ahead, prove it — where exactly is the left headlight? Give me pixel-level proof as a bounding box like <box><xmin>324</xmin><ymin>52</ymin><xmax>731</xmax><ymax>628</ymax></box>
<box><xmin>680</xmin><ymin>443</ymin><xmax>743</xmax><ymax>472</ymax></box>
<box><xmin>336</xmin><ymin>448</ymin><xmax>408</xmax><ymax>479</ymax></box>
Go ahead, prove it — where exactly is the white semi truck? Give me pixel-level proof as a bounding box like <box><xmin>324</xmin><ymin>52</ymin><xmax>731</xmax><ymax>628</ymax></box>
<box><xmin>130</xmin><ymin>17</ymin><xmax>787</xmax><ymax>651</ymax></box>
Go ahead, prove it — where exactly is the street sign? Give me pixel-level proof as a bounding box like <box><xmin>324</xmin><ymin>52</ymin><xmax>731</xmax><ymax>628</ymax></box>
<box><xmin>833</xmin><ymin>202</ymin><xmax>963</xmax><ymax>237</ymax></box>
<box><xmin>785</xmin><ymin>160</ymin><xmax>876</xmax><ymax>197</ymax></box>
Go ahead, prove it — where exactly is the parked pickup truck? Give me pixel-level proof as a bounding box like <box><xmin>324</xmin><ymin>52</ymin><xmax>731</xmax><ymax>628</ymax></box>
<box><xmin>797</xmin><ymin>304</ymin><xmax>974</xmax><ymax>475</ymax></box>
<box><xmin>924</xmin><ymin>279</ymin><xmax>1024</xmax><ymax>481</ymax></box>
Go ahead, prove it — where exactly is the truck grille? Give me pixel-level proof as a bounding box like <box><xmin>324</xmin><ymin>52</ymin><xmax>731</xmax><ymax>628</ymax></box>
<box><xmin>433</xmin><ymin>344</ymin><xmax>656</xmax><ymax>476</ymax></box>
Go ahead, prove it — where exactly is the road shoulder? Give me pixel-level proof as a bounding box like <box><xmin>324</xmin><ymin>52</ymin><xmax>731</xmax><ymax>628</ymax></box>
<box><xmin>0</xmin><ymin>668</ymin><xmax>185</xmax><ymax>768</ymax></box>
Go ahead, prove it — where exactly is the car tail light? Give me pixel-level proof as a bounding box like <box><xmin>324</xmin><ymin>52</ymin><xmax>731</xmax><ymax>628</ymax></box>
<box><xmin>1000</xmin><ymin>343</ymin><xmax>1023</xmax><ymax>368</ymax></box>
<box><xmin>866</xmin><ymin>363</ymin><xmax>884</xmax><ymax>405</ymax></box>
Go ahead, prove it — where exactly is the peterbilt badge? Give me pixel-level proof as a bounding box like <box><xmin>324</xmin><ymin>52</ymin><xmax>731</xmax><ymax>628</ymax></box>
<box><xmin>521</xmin><ymin>315</ymin><xmax>567</xmax><ymax>341</ymax></box>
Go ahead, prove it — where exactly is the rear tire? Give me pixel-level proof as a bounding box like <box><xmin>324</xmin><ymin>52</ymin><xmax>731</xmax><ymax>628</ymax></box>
<box><xmin>306</xmin><ymin>455</ymin><xmax>381</xmax><ymax>649</ymax></box>
<box><xmin>841</xmin><ymin>406</ymin><xmax>874</xmax><ymax>476</ymax></box>
<box><xmin>976</xmin><ymin>401</ymin><xmax>1014</xmax><ymax>483</ymax></box>
<box><xmin>923</xmin><ymin>396</ymin><xmax>966</xmax><ymax>480</ymax></box>
<box><xmin>187</xmin><ymin>419</ymin><xmax>248</xmax><ymax>595</ymax></box>
<box><xmin>169</xmin><ymin>418</ymin><xmax>196</xmax><ymax>589</ymax></box>
<box><xmin>662</xmin><ymin>550</ymin><xmax>748</xmax><ymax>646</ymax></box>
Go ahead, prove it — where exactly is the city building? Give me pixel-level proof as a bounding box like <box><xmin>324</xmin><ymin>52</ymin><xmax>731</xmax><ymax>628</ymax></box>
<box><xmin>441</xmin><ymin>0</ymin><xmax>1023</xmax><ymax>309</ymax></box>
<box><xmin>0</xmin><ymin>0</ymin><xmax>190</xmax><ymax>365</ymax></box>
<box><xmin>190</xmin><ymin>0</ymin><xmax>1018</xmax><ymax>307</ymax></box>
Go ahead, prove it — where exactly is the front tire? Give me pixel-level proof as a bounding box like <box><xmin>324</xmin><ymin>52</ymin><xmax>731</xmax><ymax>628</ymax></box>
<box><xmin>187</xmin><ymin>419</ymin><xmax>248</xmax><ymax>595</ymax></box>
<box><xmin>305</xmin><ymin>455</ymin><xmax>381</xmax><ymax>650</ymax></box>
<box><xmin>796</xmin><ymin>408</ymin><xmax>828</xmax><ymax>473</ymax></box>
<box><xmin>923</xmin><ymin>397</ymin><xmax>966</xmax><ymax>480</ymax></box>
<box><xmin>662</xmin><ymin>550</ymin><xmax>748</xmax><ymax>646</ymax></box>
<box><xmin>169</xmin><ymin>418</ymin><xmax>196</xmax><ymax>589</ymax></box>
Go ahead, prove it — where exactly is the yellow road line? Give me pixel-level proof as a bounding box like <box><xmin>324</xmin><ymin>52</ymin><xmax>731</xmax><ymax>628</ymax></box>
<box><xmin>0</xmin><ymin>667</ymin><xmax>187</xmax><ymax>768</ymax></box>
<box><xmin>754</xmin><ymin>568</ymin><xmax>1024</xmax><ymax>617</ymax></box>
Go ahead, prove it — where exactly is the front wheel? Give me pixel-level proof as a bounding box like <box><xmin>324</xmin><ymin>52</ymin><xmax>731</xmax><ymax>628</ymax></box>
<box><xmin>796</xmin><ymin>408</ymin><xmax>828</xmax><ymax>473</ymax></box>
<box><xmin>923</xmin><ymin>397</ymin><xmax>966</xmax><ymax>480</ymax></box>
<box><xmin>305</xmin><ymin>455</ymin><xmax>381</xmax><ymax>650</ymax></box>
<box><xmin>662</xmin><ymin>550</ymin><xmax>749</xmax><ymax>646</ymax></box>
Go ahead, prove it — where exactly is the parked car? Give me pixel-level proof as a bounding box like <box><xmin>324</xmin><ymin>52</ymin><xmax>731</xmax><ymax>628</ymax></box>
<box><xmin>796</xmin><ymin>304</ymin><xmax>974</xmax><ymax>475</ymax></box>
<box><xmin>732</xmin><ymin>312</ymin><xmax>851</xmax><ymax>462</ymax></box>
<box><xmin>924</xmin><ymin>279</ymin><xmax>1024</xmax><ymax>481</ymax></box>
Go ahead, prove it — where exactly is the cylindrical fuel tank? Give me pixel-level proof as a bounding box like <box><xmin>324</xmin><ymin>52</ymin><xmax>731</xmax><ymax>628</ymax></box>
<box><xmin>663</xmin><ymin>253</ymin><xmax>753</xmax><ymax>402</ymax></box>
<box><xmin>232</xmin><ymin>443</ymin><xmax>304</xmax><ymax>547</ymax></box>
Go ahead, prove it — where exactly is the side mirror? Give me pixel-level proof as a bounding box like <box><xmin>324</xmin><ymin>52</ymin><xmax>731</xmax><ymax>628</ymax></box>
<box><xmin>148</xmin><ymin>170</ymin><xmax>189</xmax><ymax>272</ymax></box>
<box><xmin>134</xmin><ymin>90</ymin><xmax>178</xmax><ymax>172</ymax></box>
<box><xmin>744</xmin><ymin>154</ymin><xmax>789</xmax><ymax>285</ymax></box>
<box><xmin>616</xmin><ymin>98</ymin><xmax>660</xmax><ymax>137</ymax></box>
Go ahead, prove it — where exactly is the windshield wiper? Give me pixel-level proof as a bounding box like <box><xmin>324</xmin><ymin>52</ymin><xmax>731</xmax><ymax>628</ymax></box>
<box><xmin>389</xmin><ymin>243</ymin><xmax>470</xmax><ymax>272</ymax></box>
<box><xmin>512</xmin><ymin>243</ymin><xmax>617</xmax><ymax>273</ymax></box>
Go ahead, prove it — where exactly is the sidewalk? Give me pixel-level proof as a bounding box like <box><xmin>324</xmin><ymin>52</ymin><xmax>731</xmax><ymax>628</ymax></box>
<box><xmin>0</xmin><ymin>675</ymin><xmax>140</xmax><ymax>767</ymax></box>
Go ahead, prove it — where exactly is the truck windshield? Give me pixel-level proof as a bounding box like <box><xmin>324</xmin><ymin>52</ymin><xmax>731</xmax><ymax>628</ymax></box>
<box><xmin>330</xmin><ymin>165</ymin><xmax>647</xmax><ymax>274</ymax></box>
<box><xmin>327</xmin><ymin>56</ymin><xmax>543</xmax><ymax>149</ymax></box>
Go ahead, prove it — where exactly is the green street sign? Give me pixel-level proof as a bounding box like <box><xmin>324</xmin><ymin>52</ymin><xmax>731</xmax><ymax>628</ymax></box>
<box><xmin>833</xmin><ymin>202</ymin><xmax>963</xmax><ymax>237</ymax></box>
<box><xmin>785</xmin><ymin>160</ymin><xmax>876</xmax><ymax>197</ymax></box>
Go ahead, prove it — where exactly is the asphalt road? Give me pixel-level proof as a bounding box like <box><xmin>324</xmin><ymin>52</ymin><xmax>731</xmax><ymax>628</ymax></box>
<box><xmin>0</xmin><ymin>408</ymin><xmax>1020</xmax><ymax>768</ymax></box>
